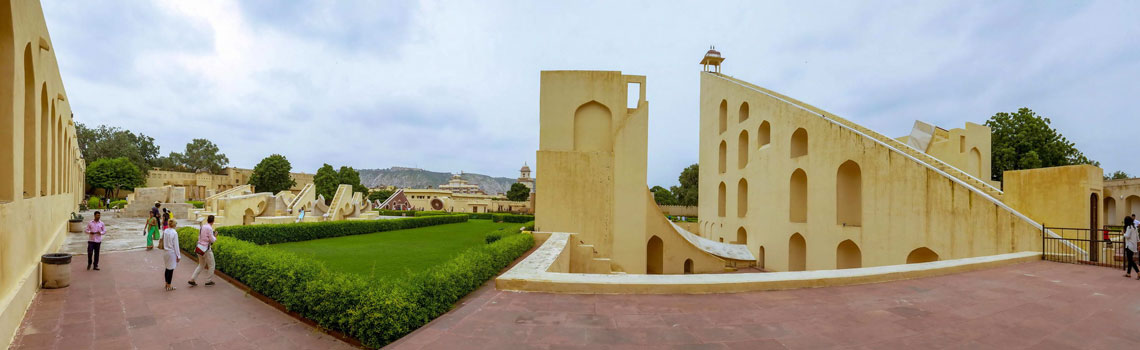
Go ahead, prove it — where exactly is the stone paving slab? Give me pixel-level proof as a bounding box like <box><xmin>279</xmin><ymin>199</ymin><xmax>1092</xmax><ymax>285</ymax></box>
<box><xmin>62</xmin><ymin>210</ymin><xmax>199</xmax><ymax>255</ymax></box>
<box><xmin>385</xmin><ymin>261</ymin><xmax>1140</xmax><ymax>349</ymax></box>
<box><xmin>9</xmin><ymin>249</ymin><xmax>354</xmax><ymax>350</ymax></box>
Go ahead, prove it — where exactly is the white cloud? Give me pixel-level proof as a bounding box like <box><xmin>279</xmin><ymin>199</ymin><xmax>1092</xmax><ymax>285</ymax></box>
<box><xmin>42</xmin><ymin>0</ymin><xmax>1140</xmax><ymax>187</ymax></box>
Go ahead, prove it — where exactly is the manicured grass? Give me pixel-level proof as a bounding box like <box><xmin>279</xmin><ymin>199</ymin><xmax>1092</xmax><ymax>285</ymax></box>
<box><xmin>268</xmin><ymin>219</ymin><xmax>524</xmax><ymax>281</ymax></box>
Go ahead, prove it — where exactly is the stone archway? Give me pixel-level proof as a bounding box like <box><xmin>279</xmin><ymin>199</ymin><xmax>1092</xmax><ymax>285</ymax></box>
<box><xmin>647</xmin><ymin>236</ymin><xmax>663</xmax><ymax>274</ymax></box>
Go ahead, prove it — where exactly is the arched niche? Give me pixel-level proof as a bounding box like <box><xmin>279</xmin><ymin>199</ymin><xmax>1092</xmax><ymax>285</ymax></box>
<box><xmin>790</xmin><ymin>128</ymin><xmax>808</xmax><ymax>158</ymax></box>
<box><xmin>737</xmin><ymin>178</ymin><xmax>748</xmax><ymax>217</ymax></box>
<box><xmin>906</xmin><ymin>247</ymin><xmax>939</xmax><ymax>264</ymax></box>
<box><xmin>836</xmin><ymin>160</ymin><xmax>862</xmax><ymax>226</ymax></box>
<box><xmin>836</xmin><ymin>240</ymin><xmax>861</xmax><ymax>269</ymax></box>
<box><xmin>573</xmin><ymin>101</ymin><xmax>612</xmax><ymax>152</ymax></box>
<box><xmin>757</xmin><ymin>121</ymin><xmax>771</xmax><ymax>148</ymax></box>
<box><xmin>737</xmin><ymin>130</ymin><xmax>749</xmax><ymax>169</ymax></box>
<box><xmin>717</xmin><ymin>182</ymin><xmax>726</xmax><ymax>217</ymax></box>
<box><xmin>789</xmin><ymin>233</ymin><xmax>806</xmax><ymax>271</ymax></box>
<box><xmin>647</xmin><ymin>236</ymin><xmax>663</xmax><ymax>274</ymax></box>
<box><xmin>718</xmin><ymin>100</ymin><xmax>727</xmax><ymax>134</ymax></box>
<box><xmin>790</xmin><ymin>169</ymin><xmax>807</xmax><ymax>223</ymax></box>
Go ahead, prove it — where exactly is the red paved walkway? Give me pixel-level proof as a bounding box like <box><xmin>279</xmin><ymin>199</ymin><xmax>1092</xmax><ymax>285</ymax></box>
<box><xmin>10</xmin><ymin>250</ymin><xmax>353</xmax><ymax>350</ymax></box>
<box><xmin>386</xmin><ymin>261</ymin><xmax>1140</xmax><ymax>349</ymax></box>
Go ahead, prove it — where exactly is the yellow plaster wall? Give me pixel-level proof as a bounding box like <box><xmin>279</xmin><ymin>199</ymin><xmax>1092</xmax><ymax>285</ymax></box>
<box><xmin>698</xmin><ymin>72</ymin><xmax>1042</xmax><ymax>272</ymax></box>
<box><xmin>0</xmin><ymin>0</ymin><xmax>86</xmax><ymax>346</ymax></box>
<box><xmin>1004</xmin><ymin>165</ymin><xmax>1104</xmax><ymax>237</ymax></box>
<box><xmin>1104</xmin><ymin>178</ymin><xmax>1140</xmax><ymax>225</ymax></box>
<box><xmin>925</xmin><ymin>122</ymin><xmax>993</xmax><ymax>182</ymax></box>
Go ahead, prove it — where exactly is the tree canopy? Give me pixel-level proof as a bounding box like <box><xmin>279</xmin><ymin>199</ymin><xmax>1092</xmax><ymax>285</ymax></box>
<box><xmin>1106</xmin><ymin>170</ymin><xmax>1131</xmax><ymax>180</ymax></box>
<box><xmin>76</xmin><ymin>123</ymin><xmax>160</xmax><ymax>173</ymax></box>
<box><xmin>651</xmin><ymin>186</ymin><xmax>677</xmax><ymax>205</ymax></box>
<box><xmin>986</xmin><ymin>108</ymin><xmax>1097</xmax><ymax>181</ymax></box>
<box><xmin>338</xmin><ymin>166</ymin><xmax>369</xmax><ymax>194</ymax></box>
<box><xmin>314</xmin><ymin>164</ymin><xmax>339</xmax><ymax>202</ymax></box>
<box><xmin>248</xmin><ymin>154</ymin><xmax>296</xmax><ymax>194</ymax></box>
<box><xmin>85</xmin><ymin>157</ymin><xmax>144</xmax><ymax>198</ymax></box>
<box><xmin>169</xmin><ymin>138</ymin><xmax>229</xmax><ymax>174</ymax></box>
<box><xmin>506</xmin><ymin>183</ymin><xmax>531</xmax><ymax>201</ymax></box>
<box><xmin>669</xmin><ymin>164</ymin><xmax>699</xmax><ymax>206</ymax></box>
<box><xmin>368</xmin><ymin>189</ymin><xmax>394</xmax><ymax>203</ymax></box>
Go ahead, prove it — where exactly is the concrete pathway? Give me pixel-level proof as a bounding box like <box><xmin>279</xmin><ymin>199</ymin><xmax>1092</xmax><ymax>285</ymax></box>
<box><xmin>61</xmin><ymin>210</ymin><xmax>198</xmax><ymax>255</ymax></box>
<box><xmin>386</xmin><ymin>261</ymin><xmax>1140</xmax><ymax>349</ymax></box>
<box><xmin>9</xmin><ymin>249</ymin><xmax>353</xmax><ymax>350</ymax></box>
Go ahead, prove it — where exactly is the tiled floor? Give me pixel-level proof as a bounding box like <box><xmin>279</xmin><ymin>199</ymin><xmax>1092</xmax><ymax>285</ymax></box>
<box><xmin>385</xmin><ymin>261</ymin><xmax>1140</xmax><ymax>349</ymax></box>
<box><xmin>10</xmin><ymin>250</ymin><xmax>354</xmax><ymax>350</ymax></box>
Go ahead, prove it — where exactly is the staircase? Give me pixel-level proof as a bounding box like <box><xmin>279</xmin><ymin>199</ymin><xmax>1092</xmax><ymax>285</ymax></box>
<box><xmin>714</xmin><ymin>74</ymin><xmax>1003</xmax><ymax>200</ymax></box>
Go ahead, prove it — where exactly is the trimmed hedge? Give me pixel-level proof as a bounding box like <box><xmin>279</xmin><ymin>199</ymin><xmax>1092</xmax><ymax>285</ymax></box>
<box><xmin>175</xmin><ymin>225</ymin><xmax>534</xmax><ymax>348</ymax></box>
<box><xmin>217</xmin><ymin>214</ymin><xmax>469</xmax><ymax>245</ymax></box>
<box><xmin>110</xmin><ymin>200</ymin><xmax>127</xmax><ymax>209</ymax></box>
<box><xmin>412</xmin><ymin>211</ymin><xmax>451</xmax><ymax>217</ymax></box>
<box><xmin>374</xmin><ymin>209</ymin><xmax>448</xmax><ymax>217</ymax></box>
<box><xmin>521</xmin><ymin>221</ymin><xmax>535</xmax><ymax>231</ymax></box>
<box><xmin>495</xmin><ymin>214</ymin><xmax>533</xmax><ymax>223</ymax></box>
<box><xmin>187</xmin><ymin>200</ymin><xmax>204</xmax><ymax>209</ymax></box>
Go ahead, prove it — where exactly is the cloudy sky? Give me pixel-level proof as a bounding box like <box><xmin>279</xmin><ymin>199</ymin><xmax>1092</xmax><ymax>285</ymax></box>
<box><xmin>42</xmin><ymin>1</ymin><xmax>1139</xmax><ymax>187</ymax></box>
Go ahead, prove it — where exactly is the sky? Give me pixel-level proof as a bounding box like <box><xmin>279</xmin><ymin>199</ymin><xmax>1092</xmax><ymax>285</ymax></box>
<box><xmin>41</xmin><ymin>1</ymin><xmax>1140</xmax><ymax>187</ymax></box>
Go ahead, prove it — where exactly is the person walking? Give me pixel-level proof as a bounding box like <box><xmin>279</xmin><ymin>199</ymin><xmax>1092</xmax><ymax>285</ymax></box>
<box><xmin>159</xmin><ymin>208</ymin><xmax>170</xmax><ymax>250</ymax></box>
<box><xmin>188</xmin><ymin>215</ymin><xmax>217</xmax><ymax>287</ymax></box>
<box><xmin>85</xmin><ymin>211</ymin><xmax>106</xmax><ymax>270</ymax></box>
<box><xmin>162</xmin><ymin>219</ymin><xmax>181</xmax><ymax>291</ymax></box>
<box><xmin>145</xmin><ymin>211</ymin><xmax>160</xmax><ymax>250</ymax></box>
<box><xmin>1124</xmin><ymin>215</ymin><xmax>1139</xmax><ymax>279</ymax></box>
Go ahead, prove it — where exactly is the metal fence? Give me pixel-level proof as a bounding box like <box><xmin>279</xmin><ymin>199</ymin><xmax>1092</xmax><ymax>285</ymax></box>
<box><xmin>1042</xmin><ymin>225</ymin><xmax>1132</xmax><ymax>270</ymax></box>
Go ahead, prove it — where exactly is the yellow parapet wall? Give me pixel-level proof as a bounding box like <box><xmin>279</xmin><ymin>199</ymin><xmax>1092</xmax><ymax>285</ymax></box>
<box><xmin>496</xmin><ymin>233</ymin><xmax>1040</xmax><ymax>294</ymax></box>
<box><xmin>0</xmin><ymin>1</ymin><xmax>87</xmax><ymax>347</ymax></box>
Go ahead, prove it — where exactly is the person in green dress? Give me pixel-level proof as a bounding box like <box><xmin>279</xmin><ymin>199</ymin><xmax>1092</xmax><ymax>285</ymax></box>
<box><xmin>145</xmin><ymin>211</ymin><xmax>161</xmax><ymax>250</ymax></box>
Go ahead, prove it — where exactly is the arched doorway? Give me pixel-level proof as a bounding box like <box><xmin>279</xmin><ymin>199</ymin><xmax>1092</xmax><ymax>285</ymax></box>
<box><xmin>1090</xmin><ymin>193</ymin><xmax>1099</xmax><ymax>262</ymax></box>
<box><xmin>906</xmin><ymin>247</ymin><xmax>939</xmax><ymax>264</ymax></box>
<box><xmin>1105</xmin><ymin>197</ymin><xmax>1117</xmax><ymax>225</ymax></box>
<box><xmin>243</xmin><ymin>208</ymin><xmax>256</xmax><ymax>225</ymax></box>
<box><xmin>836</xmin><ymin>240</ymin><xmax>861</xmax><ymax>269</ymax></box>
<box><xmin>757</xmin><ymin>246</ymin><xmax>765</xmax><ymax>269</ymax></box>
<box><xmin>683</xmin><ymin>259</ymin><xmax>693</xmax><ymax>274</ymax></box>
<box><xmin>789</xmin><ymin>233</ymin><xmax>806</xmax><ymax>271</ymax></box>
<box><xmin>647</xmin><ymin>236</ymin><xmax>663</xmax><ymax>274</ymax></box>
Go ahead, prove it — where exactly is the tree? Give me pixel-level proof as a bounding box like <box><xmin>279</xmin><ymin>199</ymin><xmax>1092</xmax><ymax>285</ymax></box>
<box><xmin>76</xmin><ymin>123</ymin><xmax>161</xmax><ymax>173</ymax></box>
<box><xmin>506</xmin><ymin>183</ymin><xmax>531</xmax><ymax>201</ymax></box>
<box><xmin>651</xmin><ymin>185</ymin><xmax>678</xmax><ymax>205</ymax></box>
<box><xmin>986</xmin><ymin>108</ymin><xmax>1097</xmax><ymax>181</ymax></box>
<box><xmin>248</xmin><ymin>154</ymin><xmax>296</xmax><ymax>194</ymax></box>
<box><xmin>314</xmin><ymin>164</ymin><xmax>339</xmax><ymax>202</ymax></box>
<box><xmin>1106</xmin><ymin>170</ymin><xmax>1131</xmax><ymax>180</ymax></box>
<box><xmin>368</xmin><ymin>189</ymin><xmax>394</xmax><ymax>203</ymax></box>
<box><xmin>170</xmin><ymin>138</ymin><xmax>229</xmax><ymax>174</ymax></box>
<box><xmin>669</xmin><ymin>164</ymin><xmax>699</xmax><ymax>206</ymax></box>
<box><xmin>337</xmin><ymin>166</ymin><xmax>368</xmax><ymax>194</ymax></box>
<box><xmin>85</xmin><ymin>157</ymin><xmax>144</xmax><ymax>199</ymax></box>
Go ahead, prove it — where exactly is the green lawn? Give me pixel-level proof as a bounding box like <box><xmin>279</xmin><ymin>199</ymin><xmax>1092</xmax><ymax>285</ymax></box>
<box><xmin>268</xmin><ymin>219</ymin><xmax>524</xmax><ymax>281</ymax></box>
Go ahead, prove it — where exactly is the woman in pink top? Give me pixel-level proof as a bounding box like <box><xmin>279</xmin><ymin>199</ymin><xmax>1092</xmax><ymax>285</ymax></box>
<box><xmin>188</xmin><ymin>215</ymin><xmax>217</xmax><ymax>287</ymax></box>
<box><xmin>85</xmin><ymin>211</ymin><xmax>106</xmax><ymax>270</ymax></box>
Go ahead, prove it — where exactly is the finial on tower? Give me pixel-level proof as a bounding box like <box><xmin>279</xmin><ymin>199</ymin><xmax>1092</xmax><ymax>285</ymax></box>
<box><xmin>700</xmin><ymin>46</ymin><xmax>725</xmax><ymax>73</ymax></box>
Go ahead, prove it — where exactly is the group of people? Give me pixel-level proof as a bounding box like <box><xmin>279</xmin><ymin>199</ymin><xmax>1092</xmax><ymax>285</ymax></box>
<box><xmin>1122</xmin><ymin>214</ymin><xmax>1140</xmax><ymax>279</ymax></box>
<box><xmin>83</xmin><ymin>202</ymin><xmax>218</xmax><ymax>292</ymax></box>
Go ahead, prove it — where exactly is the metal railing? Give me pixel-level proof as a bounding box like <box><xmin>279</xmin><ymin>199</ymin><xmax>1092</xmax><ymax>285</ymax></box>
<box><xmin>1042</xmin><ymin>225</ymin><xmax>1132</xmax><ymax>270</ymax></box>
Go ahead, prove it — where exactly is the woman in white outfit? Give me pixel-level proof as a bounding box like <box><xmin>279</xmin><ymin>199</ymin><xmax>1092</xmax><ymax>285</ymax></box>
<box><xmin>1124</xmin><ymin>219</ymin><xmax>1139</xmax><ymax>279</ymax></box>
<box><xmin>162</xmin><ymin>219</ymin><xmax>182</xmax><ymax>291</ymax></box>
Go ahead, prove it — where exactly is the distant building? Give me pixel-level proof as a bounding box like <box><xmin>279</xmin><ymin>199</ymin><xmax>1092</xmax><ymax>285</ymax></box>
<box><xmin>438</xmin><ymin>172</ymin><xmax>485</xmax><ymax>194</ymax></box>
<box><xmin>517</xmin><ymin>163</ymin><xmax>535</xmax><ymax>193</ymax></box>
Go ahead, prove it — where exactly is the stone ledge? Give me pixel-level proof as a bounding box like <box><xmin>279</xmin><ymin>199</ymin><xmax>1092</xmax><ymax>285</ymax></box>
<box><xmin>496</xmin><ymin>233</ymin><xmax>1040</xmax><ymax>294</ymax></box>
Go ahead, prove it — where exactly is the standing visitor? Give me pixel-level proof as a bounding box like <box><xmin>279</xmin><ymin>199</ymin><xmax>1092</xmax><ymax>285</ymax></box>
<box><xmin>188</xmin><ymin>215</ymin><xmax>217</xmax><ymax>287</ymax></box>
<box><xmin>145</xmin><ymin>211</ymin><xmax>160</xmax><ymax>250</ymax></box>
<box><xmin>159</xmin><ymin>208</ymin><xmax>170</xmax><ymax>249</ymax></box>
<box><xmin>162</xmin><ymin>220</ymin><xmax>181</xmax><ymax>291</ymax></box>
<box><xmin>1125</xmin><ymin>217</ymin><xmax>1139</xmax><ymax>279</ymax></box>
<box><xmin>85</xmin><ymin>211</ymin><xmax>106</xmax><ymax>270</ymax></box>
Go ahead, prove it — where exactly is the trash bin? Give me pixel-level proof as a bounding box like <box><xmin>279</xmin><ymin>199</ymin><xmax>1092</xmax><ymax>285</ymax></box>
<box><xmin>41</xmin><ymin>253</ymin><xmax>72</xmax><ymax>289</ymax></box>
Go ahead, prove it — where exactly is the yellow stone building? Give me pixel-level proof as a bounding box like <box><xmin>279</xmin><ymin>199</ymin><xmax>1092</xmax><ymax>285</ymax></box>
<box><xmin>0</xmin><ymin>0</ymin><xmax>86</xmax><ymax>345</ymax></box>
<box><xmin>144</xmin><ymin>167</ymin><xmax>314</xmax><ymax>200</ymax></box>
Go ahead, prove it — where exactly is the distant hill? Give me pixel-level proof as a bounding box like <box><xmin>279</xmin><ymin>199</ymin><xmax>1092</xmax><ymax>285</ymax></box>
<box><xmin>358</xmin><ymin>167</ymin><xmax>517</xmax><ymax>195</ymax></box>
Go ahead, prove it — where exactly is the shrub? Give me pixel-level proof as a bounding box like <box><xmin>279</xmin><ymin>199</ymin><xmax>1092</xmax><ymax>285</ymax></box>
<box><xmin>87</xmin><ymin>196</ymin><xmax>102</xmax><ymax>209</ymax></box>
<box><xmin>110</xmin><ymin>200</ymin><xmax>127</xmax><ymax>209</ymax></box>
<box><xmin>484</xmin><ymin>232</ymin><xmax>502</xmax><ymax>244</ymax></box>
<box><xmin>187</xmin><ymin>200</ymin><xmax>204</xmax><ymax>209</ymax></box>
<box><xmin>468</xmin><ymin>213</ymin><xmax>494</xmax><ymax>220</ymax></box>
<box><xmin>492</xmin><ymin>214</ymin><xmax>533</xmax><ymax>223</ymax></box>
<box><xmin>412</xmin><ymin>211</ymin><xmax>449</xmax><ymax>217</ymax></box>
<box><xmin>521</xmin><ymin>221</ymin><xmax>535</xmax><ymax>231</ymax></box>
<box><xmin>175</xmin><ymin>224</ymin><xmax>535</xmax><ymax>348</ymax></box>
<box><xmin>216</xmin><ymin>214</ymin><xmax>469</xmax><ymax>245</ymax></box>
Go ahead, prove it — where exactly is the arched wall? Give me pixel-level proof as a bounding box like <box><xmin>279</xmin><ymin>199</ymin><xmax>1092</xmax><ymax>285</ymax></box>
<box><xmin>717</xmin><ymin>182</ymin><xmax>726</xmax><ymax>217</ymax></box>
<box><xmin>788</xmin><ymin>233</ymin><xmax>806</xmax><ymax>271</ymax></box>
<box><xmin>736</xmin><ymin>178</ymin><xmax>748</xmax><ymax>217</ymax></box>
<box><xmin>757</xmin><ymin>121</ymin><xmax>771</xmax><ymax>148</ymax></box>
<box><xmin>1127</xmin><ymin>196</ymin><xmax>1140</xmax><ymax>219</ymax></box>
<box><xmin>968</xmin><ymin>148</ymin><xmax>981</xmax><ymax>177</ymax></box>
<box><xmin>39</xmin><ymin>84</ymin><xmax>47</xmax><ymax>195</ymax></box>
<box><xmin>1105</xmin><ymin>197</ymin><xmax>1117</xmax><ymax>225</ymax></box>
<box><xmin>739</xmin><ymin>102</ymin><xmax>749</xmax><ymax>123</ymax></box>
<box><xmin>789</xmin><ymin>169</ymin><xmax>807</xmax><ymax>223</ymax></box>
<box><xmin>647</xmin><ymin>236</ymin><xmax>663</xmax><ymax>274</ymax></box>
<box><xmin>907</xmin><ymin>247</ymin><xmax>939</xmax><ymax>264</ymax></box>
<box><xmin>698</xmin><ymin>71</ymin><xmax>1047</xmax><ymax>273</ymax></box>
<box><xmin>790</xmin><ymin>128</ymin><xmax>808</xmax><ymax>158</ymax></box>
<box><xmin>683</xmin><ymin>259</ymin><xmax>693</xmax><ymax>274</ymax></box>
<box><xmin>836</xmin><ymin>240</ymin><xmax>861</xmax><ymax>269</ymax></box>
<box><xmin>21</xmin><ymin>43</ymin><xmax>34</xmax><ymax>198</ymax></box>
<box><xmin>737</xmin><ymin>130</ymin><xmax>748</xmax><ymax>169</ymax></box>
<box><xmin>757</xmin><ymin>246</ymin><xmax>765</xmax><ymax>269</ymax></box>
<box><xmin>718</xmin><ymin>141</ymin><xmax>726</xmax><ymax>174</ymax></box>
<box><xmin>573</xmin><ymin>101</ymin><xmax>612</xmax><ymax>152</ymax></box>
<box><xmin>736</xmin><ymin>226</ymin><xmax>747</xmax><ymax>244</ymax></box>
<box><xmin>718</xmin><ymin>100</ymin><xmax>727</xmax><ymax>134</ymax></box>
<box><xmin>836</xmin><ymin>160</ymin><xmax>862</xmax><ymax>226</ymax></box>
